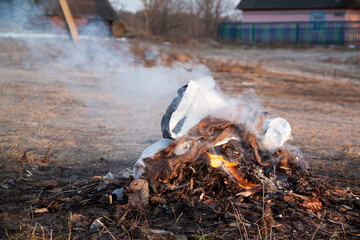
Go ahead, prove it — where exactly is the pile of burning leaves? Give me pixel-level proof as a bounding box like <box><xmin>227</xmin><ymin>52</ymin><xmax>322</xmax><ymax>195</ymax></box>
<box><xmin>128</xmin><ymin>114</ymin><xmax>359</xmax><ymax>239</ymax></box>
<box><xmin>142</xmin><ymin>115</ymin><xmax>305</xmax><ymax>196</ymax></box>
<box><xmin>1</xmin><ymin>82</ymin><xmax>360</xmax><ymax>239</ymax></box>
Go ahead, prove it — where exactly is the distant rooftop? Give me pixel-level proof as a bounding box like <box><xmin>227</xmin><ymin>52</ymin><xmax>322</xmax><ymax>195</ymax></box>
<box><xmin>237</xmin><ymin>0</ymin><xmax>360</xmax><ymax>10</ymax></box>
<box><xmin>42</xmin><ymin>0</ymin><xmax>117</xmax><ymax>21</ymax></box>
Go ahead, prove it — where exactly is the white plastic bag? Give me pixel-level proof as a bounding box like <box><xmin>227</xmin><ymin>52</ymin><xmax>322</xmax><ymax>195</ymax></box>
<box><xmin>133</xmin><ymin>138</ymin><xmax>173</xmax><ymax>179</ymax></box>
<box><xmin>165</xmin><ymin>79</ymin><xmax>227</xmax><ymax>139</ymax></box>
<box><xmin>260</xmin><ymin>117</ymin><xmax>292</xmax><ymax>153</ymax></box>
<box><xmin>134</xmin><ymin>78</ymin><xmax>227</xmax><ymax>179</ymax></box>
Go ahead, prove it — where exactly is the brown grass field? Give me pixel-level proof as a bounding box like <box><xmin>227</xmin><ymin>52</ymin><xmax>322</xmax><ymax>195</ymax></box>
<box><xmin>1</xmin><ymin>37</ymin><xmax>359</xmax><ymax>179</ymax></box>
<box><xmin>0</xmin><ymin>36</ymin><xmax>359</xmax><ymax>239</ymax></box>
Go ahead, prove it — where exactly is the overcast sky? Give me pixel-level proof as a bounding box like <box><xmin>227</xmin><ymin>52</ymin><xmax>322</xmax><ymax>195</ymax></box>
<box><xmin>119</xmin><ymin>0</ymin><xmax>142</xmax><ymax>12</ymax></box>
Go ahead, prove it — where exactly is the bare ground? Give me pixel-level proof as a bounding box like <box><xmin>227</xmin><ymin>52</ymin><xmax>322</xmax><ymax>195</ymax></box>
<box><xmin>0</xmin><ymin>35</ymin><xmax>360</xmax><ymax>239</ymax></box>
<box><xmin>2</xmin><ymin>37</ymin><xmax>358</xmax><ymax>179</ymax></box>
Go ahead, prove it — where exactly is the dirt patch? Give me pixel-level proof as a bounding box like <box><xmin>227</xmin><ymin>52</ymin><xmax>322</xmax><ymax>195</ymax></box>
<box><xmin>0</xmin><ymin>36</ymin><xmax>360</xmax><ymax>239</ymax></box>
<box><xmin>1</xmin><ymin>160</ymin><xmax>359</xmax><ymax>239</ymax></box>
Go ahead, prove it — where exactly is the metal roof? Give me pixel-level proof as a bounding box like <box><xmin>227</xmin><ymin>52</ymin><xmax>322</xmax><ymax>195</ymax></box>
<box><xmin>237</xmin><ymin>0</ymin><xmax>360</xmax><ymax>10</ymax></box>
<box><xmin>43</xmin><ymin>0</ymin><xmax>117</xmax><ymax>21</ymax></box>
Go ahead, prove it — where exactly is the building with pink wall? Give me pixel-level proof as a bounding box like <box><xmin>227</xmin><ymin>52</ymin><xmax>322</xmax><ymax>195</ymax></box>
<box><xmin>237</xmin><ymin>0</ymin><xmax>360</xmax><ymax>23</ymax></box>
<box><xmin>219</xmin><ymin>1</ymin><xmax>360</xmax><ymax>45</ymax></box>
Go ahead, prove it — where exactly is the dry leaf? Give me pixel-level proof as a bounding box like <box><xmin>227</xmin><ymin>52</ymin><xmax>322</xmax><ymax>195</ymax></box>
<box><xmin>300</xmin><ymin>198</ymin><xmax>322</xmax><ymax>213</ymax></box>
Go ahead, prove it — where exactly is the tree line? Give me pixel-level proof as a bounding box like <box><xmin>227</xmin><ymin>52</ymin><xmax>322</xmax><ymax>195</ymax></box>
<box><xmin>117</xmin><ymin>0</ymin><xmax>240</xmax><ymax>40</ymax></box>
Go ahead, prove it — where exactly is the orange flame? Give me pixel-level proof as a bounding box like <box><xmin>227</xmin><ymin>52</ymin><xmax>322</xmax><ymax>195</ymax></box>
<box><xmin>206</xmin><ymin>152</ymin><xmax>260</xmax><ymax>191</ymax></box>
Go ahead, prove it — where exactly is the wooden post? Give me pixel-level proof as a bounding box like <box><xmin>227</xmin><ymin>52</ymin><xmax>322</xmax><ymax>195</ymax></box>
<box><xmin>59</xmin><ymin>0</ymin><xmax>79</xmax><ymax>44</ymax></box>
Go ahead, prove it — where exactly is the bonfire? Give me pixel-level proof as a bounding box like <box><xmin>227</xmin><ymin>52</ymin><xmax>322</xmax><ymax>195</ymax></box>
<box><xmin>134</xmin><ymin>79</ymin><xmax>303</xmax><ymax>196</ymax></box>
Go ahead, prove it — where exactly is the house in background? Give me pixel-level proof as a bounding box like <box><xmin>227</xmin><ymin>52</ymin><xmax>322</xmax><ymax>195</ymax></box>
<box><xmin>218</xmin><ymin>0</ymin><xmax>360</xmax><ymax>45</ymax></box>
<box><xmin>42</xmin><ymin>0</ymin><xmax>118</xmax><ymax>35</ymax></box>
<box><xmin>237</xmin><ymin>0</ymin><xmax>360</xmax><ymax>22</ymax></box>
<box><xmin>0</xmin><ymin>0</ymin><xmax>118</xmax><ymax>35</ymax></box>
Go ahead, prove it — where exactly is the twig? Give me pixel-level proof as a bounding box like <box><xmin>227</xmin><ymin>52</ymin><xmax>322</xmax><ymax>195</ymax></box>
<box><xmin>46</xmin><ymin>200</ymin><xmax>55</xmax><ymax>209</ymax></box>
<box><xmin>149</xmin><ymin>229</ymin><xmax>172</xmax><ymax>235</ymax></box>
<box><xmin>288</xmin><ymin>192</ymin><xmax>310</xmax><ymax>201</ymax></box>
<box><xmin>176</xmin><ymin>212</ymin><xmax>183</xmax><ymax>222</ymax></box>
<box><xmin>49</xmin><ymin>189</ymin><xmax>77</xmax><ymax>198</ymax></box>
<box><xmin>28</xmin><ymin>190</ymin><xmax>43</xmax><ymax>204</ymax></box>
<box><xmin>68</xmin><ymin>212</ymin><xmax>72</xmax><ymax>240</ymax></box>
<box><xmin>262</xmin><ymin>185</ymin><xmax>266</xmax><ymax>238</ymax></box>
<box><xmin>103</xmin><ymin>216</ymin><xmax>116</xmax><ymax>225</ymax></box>
<box><xmin>231</xmin><ymin>202</ymin><xmax>249</xmax><ymax>240</ymax></box>
<box><xmin>34</xmin><ymin>208</ymin><xmax>49</xmax><ymax>214</ymax></box>
<box><xmin>32</xmin><ymin>222</ymin><xmax>38</xmax><ymax>240</ymax></box>
<box><xmin>172</xmin><ymin>206</ymin><xmax>177</xmax><ymax>221</ymax></box>
<box><xmin>331</xmin><ymin>178</ymin><xmax>360</xmax><ymax>183</ymax></box>
<box><xmin>329</xmin><ymin>231</ymin><xmax>338</xmax><ymax>240</ymax></box>
<box><xmin>311</xmin><ymin>211</ymin><xmax>326</xmax><ymax>240</ymax></box>
<box><xmin>121</xmin><ymin>225</ymin><xmax>131</xmax><ymax>240</ymax></box>
<box><xmin>43</xmin><ymin>143</ymin><xmax>51</xmax><ymax>162</ymax></box>
<box><xmin>340</xmin><ymin>221</ymin><xmax>346</xmax><ymax>240</ymax></box>
<box><xmin>41</xmin><ymin>225</ymin><xmax>45</xmax><ymax>240</ymax></box>
<box><xmin>102</xmin><ymin>224</ymin><xmax>117</xmax><ymax>240</ymax></box>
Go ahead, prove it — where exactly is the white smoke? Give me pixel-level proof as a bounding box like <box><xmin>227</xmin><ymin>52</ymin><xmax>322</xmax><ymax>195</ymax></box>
<box><xmin>0</xmin><ymin>1</ymin><xmax>302</xmax><ymax>167</ymax></box>
<box><xmin>0</xmin><ymin>1</ymin><xmax>215</xmax><ymax>165</ymax></box>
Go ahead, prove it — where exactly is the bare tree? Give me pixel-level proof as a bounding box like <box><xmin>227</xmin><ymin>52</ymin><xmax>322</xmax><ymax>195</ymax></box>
<box><xmin>140</xmin><ymin>0</ymin><xmax>160</xmax><ymax>35</ymax></box>
<box><xmin>193</xmin><ymin>0</ymin><xmax>234</xmax><ymax>37</ymax></box>
<box><xmin>122</xmin><ymin>0</ymin><xmax>238</xmax><ymax>39</ymax></box>
<box><xmin>141</xmin><ymin>0</ymin><xmax>188</xmax><ymax>36</ymax></box>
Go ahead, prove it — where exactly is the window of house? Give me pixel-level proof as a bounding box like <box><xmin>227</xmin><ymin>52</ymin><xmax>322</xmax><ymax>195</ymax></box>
<box><xmin>310</xmin><ymin>12</ymin><xmax>325</xmax><ymax>21</ymax></box>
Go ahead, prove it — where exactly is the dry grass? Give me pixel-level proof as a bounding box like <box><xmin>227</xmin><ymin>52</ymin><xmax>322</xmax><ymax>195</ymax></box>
<box><xmin>0</xmin><ymin>61</ymin><xmax>159</xmax><ymax>167</ymax></box>
<box><xmin>0</xmin><ymin>38</ymin><xmax>359</xmax><ymax>181</ymax></box>
<box><xmin>130</xmin><ymin>40</ymin><xmax>194</xmax><ymax>67</ymax></box>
